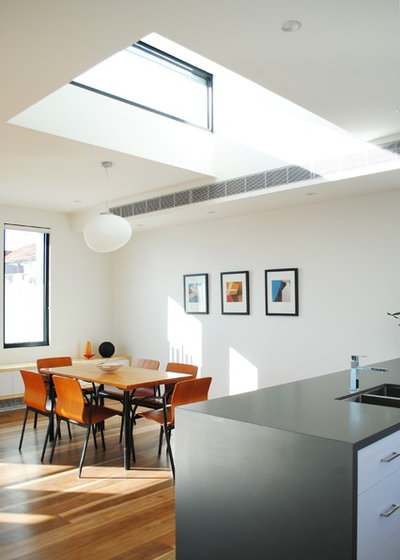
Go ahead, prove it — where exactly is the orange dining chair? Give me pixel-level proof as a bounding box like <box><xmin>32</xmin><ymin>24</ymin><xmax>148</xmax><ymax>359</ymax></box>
<box><xmin>139</xmin><ymin>376</ymin><xmax>212</xmax><ymax>477</ymax></box>
<box><xmin>18</xmin><ymin>370</ymin><xmax>53</xmax><ymax>462</ymax></box>
<box><xmin>37</xmin><ymin>356</ymin><xmax>73</xmax><ymax>372</ymax></box>
<box><xmin>97</xmin><ymin>358</ymin><xmax>160</xmax><ymax>441</ymax></box>
<box><xmin>131</xmin><ymin>362</ymin><xmax>198</xmax><ymax>413</ymax></box>
<box><xmin>37</xmin><ymin>356</ymin><xmax>86</xmax><ymax>439</ymax></box>
<box><xmin>37</xmin><ymin>356</ymin><xmax>95</xmax><ymax>398</ymax></box>
<box><xmin>164</xmin><ymin>362</ymin><xmax>198</xmax><ymax>402</ymax></box>
<box><xmin>49</xmin><ymin>375</ymin><xmax>118</xmax><ymax>477</ymax></box>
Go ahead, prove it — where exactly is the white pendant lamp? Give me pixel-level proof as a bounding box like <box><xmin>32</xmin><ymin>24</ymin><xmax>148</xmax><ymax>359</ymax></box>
<box><xmin>84</xmin><ymin>161</ymin><xmax>132</xmax><ymax>253</ymax></box>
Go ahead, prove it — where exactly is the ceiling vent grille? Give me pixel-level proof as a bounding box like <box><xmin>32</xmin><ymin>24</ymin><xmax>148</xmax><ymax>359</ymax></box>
<box><xmin>110</xmin><ymin>141</ymin><xmax>398</xmax><ymax>219</ymax></box>
<box><xmin>111</xmin><ymin>164</ymin><xmax>316</xmax><ymax>218</ymax></box>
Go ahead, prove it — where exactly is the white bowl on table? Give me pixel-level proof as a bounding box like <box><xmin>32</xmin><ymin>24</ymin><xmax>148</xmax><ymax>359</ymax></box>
<box><xmin>96</xmin><ymin>362</ymin><xmax>123</xmax><ymax>373</ymax></box>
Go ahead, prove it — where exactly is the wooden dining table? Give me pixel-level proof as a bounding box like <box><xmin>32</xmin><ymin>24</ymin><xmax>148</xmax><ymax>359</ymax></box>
<box><xmin>41</xmin><ymin>363</ymin><xmax>192</xmax><ymax>473</ymax></box>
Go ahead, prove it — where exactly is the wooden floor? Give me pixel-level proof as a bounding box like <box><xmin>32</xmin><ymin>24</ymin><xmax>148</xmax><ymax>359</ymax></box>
<box><xmin>0</xmin><ymin>405</ymin><xmax>176</xmax><ymax>560</ymax></box>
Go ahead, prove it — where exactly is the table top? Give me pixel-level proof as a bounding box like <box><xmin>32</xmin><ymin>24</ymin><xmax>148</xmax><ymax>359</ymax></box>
<box><xmin>42</xmin><ymin>363</ymin><xmax>191</xmax><ymax>391</ymax></box>
<box><xmin>0</xmin><ymin>355</ymin><xmax>131</xmax><ymax>374</ymax></box>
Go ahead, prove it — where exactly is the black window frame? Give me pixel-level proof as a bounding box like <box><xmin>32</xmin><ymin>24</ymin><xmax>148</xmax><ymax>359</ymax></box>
<box><xmin>3</xmin><ymin>224</ymin><xmax>50</xmax><ymax>349</ymax></box>
<box><xmin>71</xmin><ymin>40</ymin><xmax>214</xmax><ymax>132</ymax></box>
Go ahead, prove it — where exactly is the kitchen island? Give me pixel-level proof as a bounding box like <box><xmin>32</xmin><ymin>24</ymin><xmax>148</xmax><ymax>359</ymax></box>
<box><xmin>175</xmin><ymin>358</ymin><xmax>400</xmax><ymax>560</ymax></box>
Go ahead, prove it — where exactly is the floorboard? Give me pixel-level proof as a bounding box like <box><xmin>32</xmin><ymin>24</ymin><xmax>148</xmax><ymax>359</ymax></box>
<box><xmin>0</xmin><ymin>406</ymin><xmax>176</xmax><ymax>560</ymax></box>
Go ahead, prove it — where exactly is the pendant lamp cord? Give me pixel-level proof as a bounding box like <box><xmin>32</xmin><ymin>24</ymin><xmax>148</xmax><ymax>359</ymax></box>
<box><xmin>102</xmin><ymin>160</ymin><xmax>113</xmax><ymax>213</ymax></box>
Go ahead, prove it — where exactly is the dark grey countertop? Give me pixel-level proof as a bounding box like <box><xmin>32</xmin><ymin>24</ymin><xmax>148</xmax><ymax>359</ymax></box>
<box><xmin>183</xmin><ymin>357</ymin><xmax>400</xmax><ymax>448</ymax></box>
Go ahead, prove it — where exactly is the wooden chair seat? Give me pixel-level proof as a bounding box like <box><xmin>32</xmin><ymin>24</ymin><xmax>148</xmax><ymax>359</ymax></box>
<box><xmin>141</xmin><ymin>406</ymin><xmax>172</xmax><ymax>426</ymax></box>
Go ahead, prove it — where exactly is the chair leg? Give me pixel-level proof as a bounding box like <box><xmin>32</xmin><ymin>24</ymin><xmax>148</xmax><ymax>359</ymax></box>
<box><xmin>119</xmin><ymin>415</ymin><xmax>124</xmax><ymax>443</ymax></box>
<box><xmin>67</xmin><ymin>420</ymin><xmax>72</xmax><ymax>439</ymax></box>
<box><xmin>33</xmin><ymin>411</ymin><xmax>38</xmax><ymax>429</ymax></box>
<box><xmin>78</xmin><ymin>425</ymin><xmax>91</xmax><ymax>478</ymax></box>
<box><xmin>131</xmin><ymin>432</ymin><xmax>136</xmax><ymax>463</ymax></box>
<box><xmin>158</xmin><ymin>426</ymin><xmax>164</xmax><ymax>456</ymax></box>
<box><xmin>18</xmin><ymin>408</ymin><xmax>29</xmax><ymax>451</ymax></box>
<box><xmin>92</xmin><ymin>425</ymin><xmax>98</xmax><ymax>449</ymax></box>
<box><xmin>99</xmin><ymin>425</ymin><xmax>106</xmax><ymax>450</ymax></box>
<box><xmin>56</xmin><ymin>421</ymin><xmax>62</xmax><ymax>439</ymax></box>
<box><xmin>49</xmin><ymin>417</ymin><xmax>61</xmax><ymax>463</ymax></box>
<box><xmin>41</xmin><ymin>417</ymin><xmax>52</xmax><ymax>462</ymax></box>
<box><xmin>129</xmin><ymin>416</ymin><xmax>136</xmax><ymax>463</ymax></box>
<box><xmin>165</xmin><ymin>428</ymin><xmax>175</xmax><ymax>480</ymax></box>
<box><xmin>91</xmin><ymin>383</ymin><xmax>97</xmax><ymax>403</ymax></box>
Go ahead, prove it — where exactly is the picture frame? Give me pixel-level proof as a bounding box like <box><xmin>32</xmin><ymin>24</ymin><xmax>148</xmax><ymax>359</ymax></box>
<box><xmin>265</xmin><ymin>268</ymin><xmax>298</xmax><ymax>316</ymax></box>
<box><xmin>183</xmin><ymin>273</ymin><xmax>209</xmax><ymax>314</ymax></box>
<box><xmin>220</xmin><ymin>270</ymin><xmax>250</xmax><ymax>315</ymax></box>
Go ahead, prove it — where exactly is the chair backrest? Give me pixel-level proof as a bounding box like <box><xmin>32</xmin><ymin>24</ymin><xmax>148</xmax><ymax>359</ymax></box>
<box><xmin>170</xmin><ymin>377</ymin><xmax>212</xmax><ymax>424</ymax></box>
<box><xmin>166</xmin><ymin>362</ymin><xmax>198</xmax><ymax>378</ymax></box>
<box><xmin>132</xmin><ymin>358</ymin><xmax>160</xmax><ymax>370</ymax></box>
<box><xmin>20</xmin><ymin>370</ymin><xmax>49</xmax><ymax>412</ymax></box>
<box><xmin>164</xmin><ymin>363</ymin><xmax>198</xmax><ymax>402</ymax></box>
<box><xmin>52</xmin><ymin>375</ymin><xmax>86</xmax><ymax>424</ymax></box>
<box><xmin>37</xmin><ymin>356</ymin><xmax>73</xmax><ymax>373</ymax></box>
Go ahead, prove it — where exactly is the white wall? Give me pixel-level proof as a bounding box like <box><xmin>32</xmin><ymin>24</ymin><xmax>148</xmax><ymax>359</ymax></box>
<box><xmin>3</xmin><ymin>188</ymin><xmax>399</xmax><ymax>399</ymax></box>
<box><xmin>0</xmin><ymin>205</ymin><xmax>114</xmax><ymax>365</ymax></box>
<box><xmin>112</xmin><ymin>189</ymin><xmax>400</xmax><ymax>398</ymax></box>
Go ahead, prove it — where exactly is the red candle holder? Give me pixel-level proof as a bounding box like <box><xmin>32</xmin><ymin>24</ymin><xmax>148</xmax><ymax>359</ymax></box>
<box><xmin>84</xmin><ymin>341</ymin><xmax>95</xmax><ymax>360</ymax></box>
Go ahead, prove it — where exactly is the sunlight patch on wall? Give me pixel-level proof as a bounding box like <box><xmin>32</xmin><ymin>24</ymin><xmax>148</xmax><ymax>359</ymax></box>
<box><xmin>229</xmin><ymin>347</ymin><xmax>258</xmax><ymax>395</ymax></box>
<box><xmin>168</xmin><ymin>297</ymin><xmax>202</xmax><ymax>368</ymax></box>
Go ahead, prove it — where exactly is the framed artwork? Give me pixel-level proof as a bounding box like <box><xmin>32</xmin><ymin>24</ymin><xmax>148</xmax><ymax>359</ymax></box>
<box><xmin>183</xmin><ymin>273</ymin><xmax>209</xmax><ymax>314</ymax></box>
<box><xmin>265</xmin><ymin>268</ymin><xmax>298</xmax><ymax>316</ymax></box>
<box><xmin>221</xmin><ymin>270</ymin><xmax>250</xmax><ymax>315</ymax></box>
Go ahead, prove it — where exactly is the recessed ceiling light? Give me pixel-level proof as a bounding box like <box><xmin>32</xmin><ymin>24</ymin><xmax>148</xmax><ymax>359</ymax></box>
<box><xmin>281</xmin><ymin>20</ymin><xmax>302</xmax><ymax>32</ymax></box>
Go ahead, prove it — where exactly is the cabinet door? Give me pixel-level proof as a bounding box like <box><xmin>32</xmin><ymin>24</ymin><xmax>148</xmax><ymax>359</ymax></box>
<box><xmin>358</xmin><ymin>468</ymin><xmax>400</xmax><ymax>559</ymax></box>
<box><xmin>0</xmin><ymin>373</ymin><xmax>13</xmax><ymax>396</ymax></box>
<box><xmin>358</xmin><ymin>431</ymin><xmax>400</xmax><ymax>494</ymax></box>
<box><xmin>12</xmin><ymin>371</ymin><xmax>24</xmax><ymax>394</ymax></box>
<box><xmin>364</xmin><ymin>528</ymin><xmax>400</xmax><ymax>560</ymax></box>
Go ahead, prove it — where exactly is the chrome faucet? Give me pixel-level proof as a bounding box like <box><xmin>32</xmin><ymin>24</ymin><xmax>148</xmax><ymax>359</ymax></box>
<box><xmin>350</xmin><ymin>355</ymin><xmax>388</xmax><ymax>392</ymax></box>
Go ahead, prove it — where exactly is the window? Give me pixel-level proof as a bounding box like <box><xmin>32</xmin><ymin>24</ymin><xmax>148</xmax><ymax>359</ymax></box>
<box><xmin>3</xmin><ymin>225</ymin><xmax>49</xmax><ymax>348</ymax></box>
<box><xmin>71</xmin><ymin>41</ymin><xmax>213</xmax><ymax>131</ymax></box>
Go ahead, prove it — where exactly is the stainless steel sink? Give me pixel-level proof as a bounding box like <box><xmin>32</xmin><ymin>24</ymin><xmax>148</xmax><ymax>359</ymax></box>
<box><xmin>367</xmin><ymin>384</ymin><xmax>400</xmax><ymax>398</ymax></box>
<box><xmin>338</xmin><ymin>384</ymin><xmax>400</xmax><ymax>408</ymax></box>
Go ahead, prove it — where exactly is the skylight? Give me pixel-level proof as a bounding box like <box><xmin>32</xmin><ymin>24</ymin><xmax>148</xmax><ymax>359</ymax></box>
<box><xmin>8</xmin><ymin>31</ymin><xmax>400</xmax><ymax>207</ymax></box>
<box><xmin>71</xmin><ymin>41</ymin><xmax>213</xmax><ymax>131</ymax></box>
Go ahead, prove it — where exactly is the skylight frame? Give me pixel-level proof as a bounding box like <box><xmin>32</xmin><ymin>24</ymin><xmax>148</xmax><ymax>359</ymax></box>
<box><xmin>71</xmin><ymin>40</ymin><xmax>214</xmax><ymax>132</ymax></box>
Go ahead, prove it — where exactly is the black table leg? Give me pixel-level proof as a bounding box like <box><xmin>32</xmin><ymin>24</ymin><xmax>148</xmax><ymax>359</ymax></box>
<box><xmin>123</xmin><ymin>390</ymin><xmax>131</xmax><ymax>470</ymax></box>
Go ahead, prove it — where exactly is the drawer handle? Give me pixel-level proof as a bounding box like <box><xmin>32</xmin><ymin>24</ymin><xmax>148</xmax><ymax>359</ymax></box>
<box><xmin>380</xmin><ymin>504</ymin><xmax>400</xmax><ymax>518</ymax></box>
<box><xmin>381</xmin><ymin>452</ymin><xmax>400</xmax><ymax>463</ymax></box>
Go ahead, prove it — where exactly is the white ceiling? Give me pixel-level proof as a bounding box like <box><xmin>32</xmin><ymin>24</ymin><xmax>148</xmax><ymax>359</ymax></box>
<box><xmin>1</xmin><ymin>0</ymin><xmax>400</xmax><ymax>230</ymax></box>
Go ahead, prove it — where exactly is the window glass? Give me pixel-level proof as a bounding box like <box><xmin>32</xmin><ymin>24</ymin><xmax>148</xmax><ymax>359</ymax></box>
<box><xmin>3</xmin><ymin>225</ymin><xmax>49</xmax><ymax>347</ymax></box>
<box><xmin>72</xmin><ymin>41</ymin><xmax>213</xmax><ymax>130</ymax></box>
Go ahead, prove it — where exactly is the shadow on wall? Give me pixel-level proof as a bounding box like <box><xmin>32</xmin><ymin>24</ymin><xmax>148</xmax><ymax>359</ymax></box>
<box><xmin>167</xmin><ymin>296</ymin><xmax>258</xmax><ymax>395</ymax></box>
<box><xmin>168</xmin><ymin>297</ymin><xmax>203</xmax><ymax>370</ymax></box>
